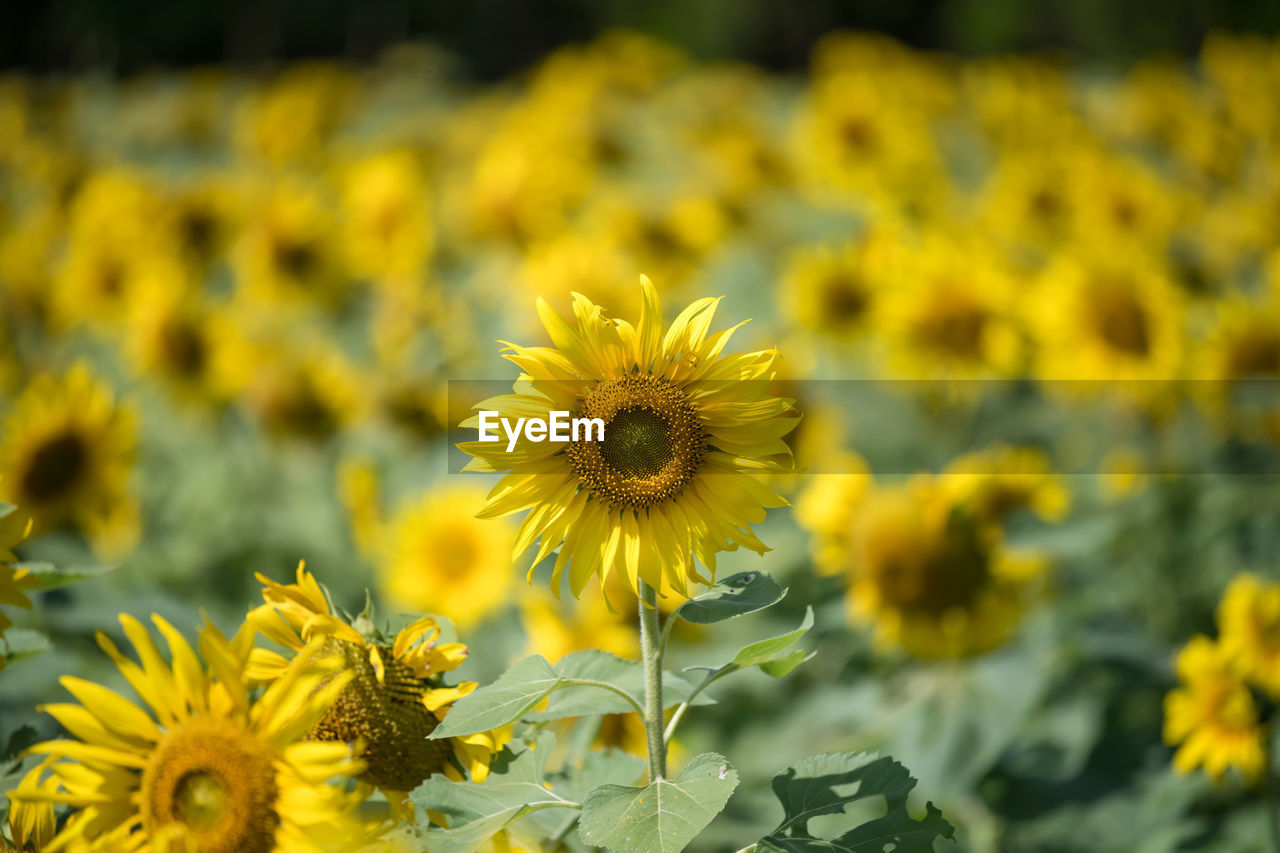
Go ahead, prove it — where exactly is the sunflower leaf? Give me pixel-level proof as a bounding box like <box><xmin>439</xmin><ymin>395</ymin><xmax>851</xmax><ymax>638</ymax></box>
<box><xmin>754</xmin><ymin>752</ymin><xmax>954</xmax><ymax>852</ymax></box>
<box><xmin>578</xmin><ymin>753</ymin><xmax>739</xmax><ymax>853</ymax></box>
<box><xmin>730</xmin><ymin>606</ymin><xmax>814</xmax><ymax>669</ymax></box>
<box><xmin>413</xmin><ymin>733</ymin><xmax>581</xmax><ymax>853</ymax></box>
<box><xmin>13</xmin><ymin>561</ymin><xmax>113</xmax><ymax>592</ymax></box>
<box><xmin>1</xmin><ymin>629</ymin><xmax>50</xmax><ymax>667</ymax></box>
<box><xmin>430</xmin><ymin>655</ymin><xmax>561</xmax><ymax>738</ymax></box>
<box><xmin>677</xmin><ymin>570</ymin><xmax>787</xmax><ymax>624</ymax></box>
<box><xmin>524</xmin><ymin>650</ymin><xmax>714</xmax><ymax>721</ymax></box>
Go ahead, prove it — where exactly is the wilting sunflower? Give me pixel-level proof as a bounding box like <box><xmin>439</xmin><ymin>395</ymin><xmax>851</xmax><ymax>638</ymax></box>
<box><xmin>1216</xmin><ymin>573</ymin><xmax>1280</xmax><ymax>699</ymax></box>
<box><xmin>459</xmin><ymin>276</ymin><xmax>797</xmax><ymax>600</ymax></box>
<box><xmin>0</xmin><ymin>500</ymin><xmax>34</xmax><ymax>670</ymax></box>
<box><xmin>247</xmin><ymin>564</ymin><xmax>506</xmax><ymax>797</ymax></box>
<box><xmin>0</xmin><ymin>363</ymin><xmax>138</xmax><ymax>556</ymax></box>
<box><xmin>7</xmin><ymin>614</ymin><xmax>369</xmax><ymax>852</ymax></box>
<box><xmin>1164</xmin><ymin>635</ymin><xmax>1266</xmax><ymax>784</ymax></box>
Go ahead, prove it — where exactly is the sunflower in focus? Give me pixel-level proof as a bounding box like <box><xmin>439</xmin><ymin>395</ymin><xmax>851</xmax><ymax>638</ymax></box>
<box><xmin>0</xmin><ymin>501</ymin><xmax>34</xmax><ymax>670</ymax></box>
<box><xmin>1164</xmin><ymin>635</ymin><xmax>1266</xmax><ymax>784</ymax></box>
<box><xmin>799</xmin><ymin>466</ymin><xmax>1049</xmax><ymax>658</ymax></box>
<box><xmin>0</xmin><ymin>363</ymin><xmax>139</xmax><ymax>556</ymax></box>
<box><xmin>248</xmin><ymin>564</ymin><xmax>507</xmax><ymax>798</ymax></box>
<box><xmin>7</xmin><ymin>613</ymin><xmax>369</xmax><ymax>852</ymax></box>
<box><xmin>459</xmin><ymin>275</ymin><xmax>797</xmax><ymax>601</ymax></box>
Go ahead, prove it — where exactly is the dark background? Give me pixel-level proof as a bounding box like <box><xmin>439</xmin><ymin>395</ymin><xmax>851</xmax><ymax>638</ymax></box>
<box><xmin>3</xmin><ymin>0</ymin><xmax>1279</xmax><ymax>77</ymax></box>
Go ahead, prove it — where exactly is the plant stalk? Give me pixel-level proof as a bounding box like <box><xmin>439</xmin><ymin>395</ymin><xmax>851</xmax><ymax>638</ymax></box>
<box><xmin>638</xmin><ymin>579</ymin><xmax>667</xmax><ymax>781</ymax></box>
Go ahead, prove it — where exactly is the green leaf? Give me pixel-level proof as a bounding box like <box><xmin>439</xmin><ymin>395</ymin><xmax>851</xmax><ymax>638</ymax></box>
<box><xmin>677</xmin><ymin>571</ymin><xmax>786</xmax><ymax>624</ymax></box>
<box><xmin>412</xmin><ymin>733</ymin><xmax>580</xmax><ymax>853</ymax></box>
<box><xmin>578</xmin><ymin>753</ymin><xmax>739</xmax><ymax>853</ymax></box>
<box><xmin>755</xmin><ymin>752</ymin><xmax>954</xmax><ymax>852</ymax></box>
<box><xmin>525</xmin><ymin>651</ymin><xmax>713</xmax><ymax>722</ymax></box>
<box><xmin>2</xmin><ymin>629</ymin><xmax>50</xmax><ymax>667</ymax></box>
<box><xmin>430</xmin><ymin>655</ymin><xmax>561</xmax><ymax>738</ymax></box>
<box><xmin>14</xmin><ymin>561</ymin><xmax>113</xmax><ymax>592</ymax></box>
<box><xmin>731</xmin><ymin>607</ymin><xmax>814</xmax><ymax>669</ymax></box>
<box><xmin>524</xmin><ymin>747</ymin><xmax>649</xmax><ymax>838</ymax></box>
<box><xmin>759</xmin><ymin>650</ymin><xmax>815</xmax><ymax>679</ymax></box>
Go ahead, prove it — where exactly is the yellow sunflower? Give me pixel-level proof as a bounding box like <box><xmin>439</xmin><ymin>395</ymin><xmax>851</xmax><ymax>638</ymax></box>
<box><xmin>800</xmin><ymin>470</ymin><xmax>1048</xmax><ymax>658</ymax></box>
<box><xmin>940</xmin><ymin>446</ymin><xmax>1070</xmax><ymax>528</ymax></box>
<box><xmin>341</xmin><ymin>148</ymin><xmax>433</xmax><ymax>282</ymax></box>
<box><xmin>6</xmin><ymin>613</ymin><xmax>369</xmax><ymax>852</ymax></box>
<box><xmin>1030</xmin><ymin>254</ymin><xmax>1184</xmax><ymax>385</ymax></box>
<box><xmin>780</xmin><ymin>238</ymin><xmax>889</xmax><ymax>345</ymax></box>
<box><xmin>520</xmin><ymin>581</ymin><xmax>639</xmax><ymax>663</ymax></box>
<box><xmin>1164</xmin><ymin>635</ymin><xmax>1266</xmax><ymax>784</ymax></box>
<box><xmin>1217</xmin><ymin>573</ymin><xmax>1280</xmax><ymax>699</ymax></box>
<box><xmin>0</xmin><ymin>501</ymin><xmax>34</xmax><ymax>671</ymax></box>
<box><xmin>0</xmin><ymin>364</ymin><xmax>139</xmax><ymax>556</ymax></box>
<box><xmin>247</xmin><ymin>564</ymin><xmax>507</xmax><ymax>796</ymax></box>
<box><xmin>459</xmin><ymin>276</ymin><xmax>798</xmax><ymax>600</ymax></box>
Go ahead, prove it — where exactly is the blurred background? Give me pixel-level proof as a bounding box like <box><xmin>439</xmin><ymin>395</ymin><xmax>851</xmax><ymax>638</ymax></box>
<box><xmin>3</xmin><ymin>2</ymin><xmax>1280</xmax><ymax>852</ymax></box>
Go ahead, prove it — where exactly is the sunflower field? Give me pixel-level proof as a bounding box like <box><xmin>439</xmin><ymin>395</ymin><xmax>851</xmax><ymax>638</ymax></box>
<box><xmin>3</xmin><ymin>25</ymin><xmax>1280</xmax><ymax>853</ymax></box>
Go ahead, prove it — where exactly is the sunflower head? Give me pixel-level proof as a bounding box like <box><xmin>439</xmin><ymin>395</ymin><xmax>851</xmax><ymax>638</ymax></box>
<box><xmin>9</xmin><ymin>613</ymin><xmax>369</xmax><ymax>852</ymax></box>
<box><xmin>1216</xmin><ymin>573</ymin><xmax>1280</xmax><ymax>699</ymax></box>
<box><xmin>0</xmin><ymin>500</ymin><xmax>35</xmax><ymax>666</ymax></box>
<box><xmin>248</xmin><ymin>564</ymin><xmax>506</xmax><ymax>792</ymax></box>
<box><xmin>460</xmin><ymin>275</ymin><xmax>797</xmax><ymax>601</ymax></box>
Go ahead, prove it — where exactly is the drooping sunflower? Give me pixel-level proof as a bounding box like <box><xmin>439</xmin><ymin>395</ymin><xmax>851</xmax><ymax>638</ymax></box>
<box><xmin>247</xmin><ymin>564</ymin><xmax>506</xmax><ymax>796</ymax></box>
<box><xmin>459</xmin><ymin>276</ymin><xmax>798</xmax><ymax>600</ymax></box>
<box><xmin>0</xmin><ymin>500</ymin><xmax>34</xmax><ymax>670</ymax></box>
<box><xmin>7</xmin><ymin>614</ymin><xmax>369</xmax><ymax>852</ymax></box>
<box><xmin>1216</xmin><ymin>573</ymin><xmax>1280</xmax><ymax>699</ymax></box>
<box><xmin>0</xmin><ymin>363</ymin><xmax>139</xmax><ymax>556</ymax></box>
<box><xmin>1164</xmin><ymin>635</ymin><xmax>1266</xmax><ymax>784</ymax></box>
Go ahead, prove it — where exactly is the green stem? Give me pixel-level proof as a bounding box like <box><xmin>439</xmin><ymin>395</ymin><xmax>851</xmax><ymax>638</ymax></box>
<box><xmin>557</xmin><ymin>678</ymin><xmax>648</xmax><ymax>719</ymax></box>
<box><xmin>638</xmin><ymin>579</ymin><xmax>667</xmax><ymax>781</ymax></box>
<box><xmin>664</xmin><ymin>665</ymin><xmax>734</xmax><ymax>744</ymax></box>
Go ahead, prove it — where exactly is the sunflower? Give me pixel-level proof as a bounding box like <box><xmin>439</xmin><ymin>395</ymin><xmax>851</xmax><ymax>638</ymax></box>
<box><xmin>459</xmin><ymin>276</ymin><xmax>797</xmax><ymax>600</ymax></box>
<box><xmin>780</xmin><ymin>238</ymin><xmax>888</xmax><ymax>345</ymax></box>
<box><xmin>383</xmin><ymin>488</ymin><xmax>515</xmax><ymax>631</ymax></box>
<box><xmin>520</xmin><ymin>581</ymin><xmax>639</xmax><ymax>663</ymax></box>
<box><xmin>799</xmin><ymin>470</ymin><xmax>1048</xmax><ymax>658</ymax></box>
<box><xmin>1030</xmin><ymin>254</ymin><xmax>1184</xmax><ymax>386</ymax></box>
<box><xmin>247</xmin><ymin>564</ymin><xmax>506</xmax><ymax>796</ymax></box>
<box><xmin>1217</xmin><ymin>574</ymin><xmax>1280</xmax><ymax>699</ymax></box>
<box><xmin>6</xmin><ymin>613</ymin><xmax>369</xmax><ymax>852</ymax></box>
<box><xmin>939</xmin><ymin>446</ymin><xmax>1070</xmax><ymax>528</ymax></box>
<box><xmin>1164</xmin><ymin>635</ymin><xmax>1266</xmax><ymax>784</ymax></box>
<box><xmin>0</xmin><ymin>364</ymin><xmax>139</xmax><ymax>556</ymax></box>
<box><xmin>341</xmin><ymin>148</ymin><xmax>433</xmax><ymax>283</ymax></box>
<box><xmin>234</xmin><ymin>180</ymin><xmax>349</xmax><ymax>310</ymax></box>
<box><xmin>0</xmin><ymin>501</ymin><xmax>34</xmax><ymax>671</ymax></box>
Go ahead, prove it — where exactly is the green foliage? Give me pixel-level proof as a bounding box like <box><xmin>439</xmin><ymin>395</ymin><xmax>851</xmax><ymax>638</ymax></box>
<box><xmin>678</xmin><ymin>571</ymin><xmax>787</xmax><ymax>624</ymax></box>
<box><xmin>578</xmin><ymin>753</ymin><xmax>740</xmax><ymax>853</ymax></box>
<box><xmin>755</xmin><ymin>752</ymin><xmax>954</xmax><ymax>852</ymax></box>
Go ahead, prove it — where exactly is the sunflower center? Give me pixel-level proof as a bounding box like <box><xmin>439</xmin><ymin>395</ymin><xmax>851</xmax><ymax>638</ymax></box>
<box><xmin>161</xmin><ymin>318</ymin><xmax>208</xmax><ymax>377</ymax></box>
<box><xmin>1090</xmin><ymin>282</ymin><xmax>1151</xmax><ymax>356</ymax></box>
<box><xmin>862</xmin><ymin>505</ymin><xmax>992</xmax><ymax>616</ymax></box>
<box><xmin>822</xmin><ymin>275</ymin><xmax>868</xmax><ymax>323</ymax></box>
<box><xmin>141</xmin><ymin>718</ymin><xmax>279</xmax><ymax>853</ymax></box>
<box><xmin>429</xmin><ymin>527</ymin><xmax>479</xmax><ymax>581</ymax></box>
<box><xmin>309</xmin><ymin>637</ymin><xmax>453</xmax><ymax>791</ymax></box>
<box><xmin>21</xmin><ymin>431</ymin><xmax>88</xmax><ymax>503</ymax></box>
<box><xmin>564</xmin><ymin>374</ymin><xmax>706</xmax><ymax>509</ymax></box>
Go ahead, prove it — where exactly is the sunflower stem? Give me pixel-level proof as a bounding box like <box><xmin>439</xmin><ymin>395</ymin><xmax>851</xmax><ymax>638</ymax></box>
<box><xmin>638</xmin><ymin>580</ymin><xmax>667</xmax><ymax>781</ymax></box>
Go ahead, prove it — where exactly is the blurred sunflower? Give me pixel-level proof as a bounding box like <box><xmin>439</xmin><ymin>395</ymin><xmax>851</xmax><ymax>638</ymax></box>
<box><xmin>248</xmin><ymin>564</ymin><xmax>507</xmax><ymax>798</ymax></box>
<box><xmin>878</xmin><ymin>235</ymin><xmax>1023</xmax><ymax>379</ymax></box>
<box><xmin>0</xmin><ymin>501</ymin><xmax>34</xmax><ymax>670</ymax></box>
<box><xmin>377</xmin><ymin>484</ymin><xmax>516</xmax><ymax>632</ymax></box>
<box><xmin>235</xmin><ymin>180</ymin><xmax>349</xmax><ymax>310</ymax></box>
<box><xmin>800</xmin><ymin>470</ymin><xmax>1048</xmax><ymax>658</ymax></box>
<box><xmin>341</xmin><ymin>148</ymin><xmax>433</xmax><ymax>283</ymax></box>
<box><xmin>1216</xmin><ymin>574</ymin><xmax>1280</xmax><ymax>699</ymax></box>
<box><xmin>459</xmin><ymin>276</ymin><xmax>797</xmax><ymax>600</ymax></box>
<box><xmin>0</xmin><ymin>364</ymin><xmax>138</xmax><ymax>556</ymax></box>
<box><xmin>1030</xmin><ymin>255</ymin><xmax>1184</xmax><ymax>384</ymax></box>
<box><xmin>228</xmin><ymin>336</ymin><xmax>366</xmax><ymax>442</ymax></box>
<box><xmin>7</xmin><ymin>614</ymin><xmax>369</xmax><ymax>851</ymax></box>
<box><xmin>520</xmin><ymin>582</ymin><xmax>638</xmax><ymax>663</ymax></box>
<box><xmin>940</xmin><ymin>446</ymin><xmax>1070</xmax><ymax>528</ymax></box>
<box><xmin>1164</xmin><ymin>635</ymin><xmax>1266</xmax><ymax>784</ymax></box>
<box><xmin>780</xmin><ymin>239</ymin><xmax>887</xmax><ymax>345</ymax></box>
